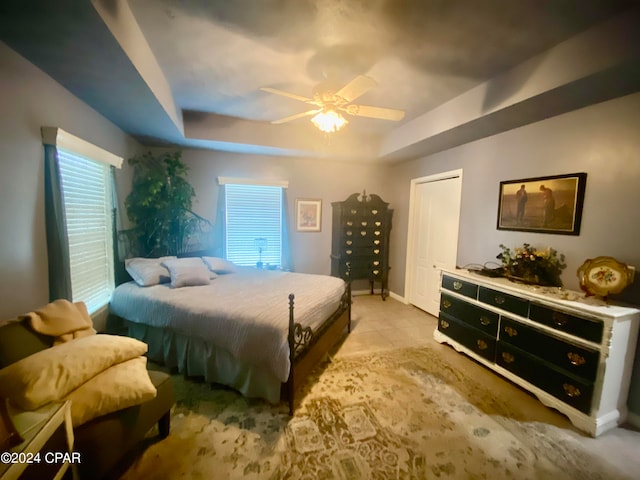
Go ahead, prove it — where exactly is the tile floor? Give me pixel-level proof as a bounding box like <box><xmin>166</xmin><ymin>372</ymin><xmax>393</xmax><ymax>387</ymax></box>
<box><xmin>336</xmin><ymin>293</ymin><xmax>437</xmax><ymax>355</ymax></box>
<box><xmin>335</xmin><ymin>293</ymin><xmax>640</xmax><ymax>479</ymax></box>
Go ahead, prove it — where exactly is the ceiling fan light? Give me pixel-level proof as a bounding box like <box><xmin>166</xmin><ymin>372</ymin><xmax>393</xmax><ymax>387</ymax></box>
<box><xmin>311</xmin><ymin>109</ymin><xmax>347</xmax><ymax>133</ymax></box>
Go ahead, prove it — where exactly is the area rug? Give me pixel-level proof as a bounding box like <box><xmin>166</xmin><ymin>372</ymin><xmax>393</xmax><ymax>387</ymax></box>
<box><xmin>120</xmin><ymin>347</ymin><xmax>630</xmax><ymax>479</ymax></box>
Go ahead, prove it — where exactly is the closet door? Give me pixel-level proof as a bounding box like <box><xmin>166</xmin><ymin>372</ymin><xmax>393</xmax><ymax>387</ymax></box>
<box><xmin>408</xmin><ymin>173</ymin><xmax>462</xmax><ymax>316</ymax></box>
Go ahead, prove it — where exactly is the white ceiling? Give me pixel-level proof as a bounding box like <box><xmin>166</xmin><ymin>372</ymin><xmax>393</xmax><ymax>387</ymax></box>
<box><xmin>1</xmin><ymin>0</ymin><xmax>639</xmax><ymax>162</ymax></box>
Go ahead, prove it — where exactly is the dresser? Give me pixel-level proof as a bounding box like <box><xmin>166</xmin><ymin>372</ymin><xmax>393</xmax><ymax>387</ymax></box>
<box><xmin>330</xmin><ymin>192</ymin><xmax>393</xmax><ymax>300</ymax></box>
<box><xmin>434</xmin><ymin>268</ymin><xmax>640</xmax><ymax>437</ymax></box>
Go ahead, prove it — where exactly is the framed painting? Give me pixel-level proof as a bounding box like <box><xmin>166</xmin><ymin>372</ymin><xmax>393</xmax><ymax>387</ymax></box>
<box><xmin>497</xmin><ymin>172</ymin><xmax>587</xmax><ymax>235</ymax></box>
<box><xmin>296</xmin><ymin>198</ymin><xmax>322</xmax><ymax>232</ymax></box>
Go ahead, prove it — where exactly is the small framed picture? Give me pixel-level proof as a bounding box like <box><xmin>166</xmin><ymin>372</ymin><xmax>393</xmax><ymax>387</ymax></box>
<box><xmin>296</xmin><ymin>199</ymin><xmax>322</xmax><ymax>232</ymax></box>
<box><xmin>497</xmin><ymin>172</ymin><xmax>587</xmax><ymax>235</ymax></box>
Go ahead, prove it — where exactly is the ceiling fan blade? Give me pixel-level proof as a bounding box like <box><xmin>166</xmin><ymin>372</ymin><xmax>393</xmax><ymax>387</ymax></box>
<box><xmin>343</xmin><ymin>104</ymin><xmax>405</xmax><ymax>121</ymax></box>
<box><xmin>334</xmin><ymin>75</ymin><xmax>377</xmax><ymax>103</ymax></box>
<box><xmin>260</xmin><ymin>87</ymin><xmax>317</xmax><ymax>105</ymax></box>
<box><xmin>270</xmin><ymin>109</ymin><xmax>322</xmax><ymax>125</ymax></box>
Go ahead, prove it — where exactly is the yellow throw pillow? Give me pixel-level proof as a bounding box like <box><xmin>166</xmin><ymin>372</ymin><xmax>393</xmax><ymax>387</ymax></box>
<box><xmin>0</xmin><ymin>335</ymin><xmax>148</xmax><ymax>410</ymax></box>
<box><xmin>23</xmin><ymin>299</ymin><xmax>96</xmax><ymax>344</ymax></box>
<box><xmin>65</xmin><ymin>357</ymin><xmax>157</xmax><ymax>427</ymax></box>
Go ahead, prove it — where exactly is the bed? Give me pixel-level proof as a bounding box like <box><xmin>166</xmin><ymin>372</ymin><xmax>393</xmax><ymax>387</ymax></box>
<box><xmin>109</xmin><ymin>259</ymin><xmax>351</xmax><ymax>414</ymax></box>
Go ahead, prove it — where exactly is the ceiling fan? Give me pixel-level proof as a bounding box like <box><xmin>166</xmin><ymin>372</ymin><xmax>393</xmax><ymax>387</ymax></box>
<box><xmin>260</xmin><ymin>75</ymin><xmax>405</xmax><ymax>133</ymax></box>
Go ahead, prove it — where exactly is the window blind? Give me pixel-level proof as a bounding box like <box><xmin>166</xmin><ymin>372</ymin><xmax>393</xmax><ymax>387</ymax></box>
<box><xmin>225</xmin><ymin>184</ymin><xmax>282</xmax><ymax>267</ymax></box>
<box><xmin>57</xmin><ymin>148</ymin><xmax>115</xmax><ymax>313</ymax></box>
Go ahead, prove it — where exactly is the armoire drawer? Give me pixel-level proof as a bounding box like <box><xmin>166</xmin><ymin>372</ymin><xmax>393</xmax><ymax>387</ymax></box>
<box><xmin>500</xmin><ymin>318</ymin><xmax>599</xmax><ymax>382</ymax></box>
<box><xmin>497</xmin><ymin>342</ymin><xmax>594</xmax><ymax>414</ymax></box>
<box><xmin>478</xmin><ymin>286</ymin><xmax>529</xmax><ymax>317</ymax></box>
<box><xmin>442</xmin><ymin>275</ymin><xmax>478</xmax><ymax>299</ymax></box>
<box><xmin>438</xmin><ymin>313</ymin><xmax>496</xmax><ymax>362</ymax></box>
<box><xmin>440</xmin><ymin>294</ymin><xmax>498</xmax><ymax>336</ymax></box>
<box><xmin>528</xmin><ymin>303</ymin><xmax>603</xmax><ymax>343</ymax></box>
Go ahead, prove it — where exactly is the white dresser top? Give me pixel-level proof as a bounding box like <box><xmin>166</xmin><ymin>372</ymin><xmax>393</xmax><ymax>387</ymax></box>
<box><xmin>441</xmin><ymin>268</ymin><xmax>640</xmax><ymax>321</ymax></box>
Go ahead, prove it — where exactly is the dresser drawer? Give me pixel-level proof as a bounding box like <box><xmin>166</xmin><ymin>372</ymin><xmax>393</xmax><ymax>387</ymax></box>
<box><xmin>442</xmin><ymin>275</ymin><xmax>478</xmax><ymax>299</ymax></box>
<box><xmin>479</xmin><ymin>287</ymin><xmax>529</xmax><ymax>317</ymax></box>
<box><xmin>500</xmin><ymin>318</ymin><xmax>599</xmax><ymax>382</ymax></box>
<box><xmin>343</xmin><ymin>236</ymin><xmax>383</xmax><ymax>248</ymax></box>
<box><xmin>528</xmin><ymin>303</ymin><xmax>603</xmax><ymax>343</ymax></box>
<box><xmin>343</xmin><ymin>246</ymin><xmax>384</xmax><ymax>258</ymax></box>
<box><xmin>440</xmin><ymin>294</ymin><xmax>498</xmax><ymax>336</ymax></box>
<box><xmin>342</xmin><ymin>264</ymin><xmax>384</xmax><ymax>280</ymax></box>
<box><xmin>497</xmin><ymin>342</ymin><xmax>593</xmax><ymax>414</ymax></box>
<box><xmin>438</xmin><ymin>313</ymin><xmax>496</xmax><ymax>362</ymax></box>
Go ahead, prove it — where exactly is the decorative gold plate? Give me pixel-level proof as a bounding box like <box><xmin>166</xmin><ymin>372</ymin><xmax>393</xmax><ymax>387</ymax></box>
<box><xmin>577</xmin><ymin>256</ymin><xmax>633</xmax><ymax>297</ymax></box>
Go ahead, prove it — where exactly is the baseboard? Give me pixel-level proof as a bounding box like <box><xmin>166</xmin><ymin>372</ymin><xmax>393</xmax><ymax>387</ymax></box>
<box><xmin>627</xmin><ymin>411</ymin><xmax>640</xmax><ymax>429</ymax></box>
<box><xmin>351</xmin><ymin>289</ymin><xmax>373</xmax><ymax>296</ymax></box>
<box><xmin>389</xmin><ymin>291</ymin><xmax>407</xmax><ymax>303</ymax></box>
<box><xmin>351</xmin><ymin>289</ymin><xmax>407</xmax><ymax>303</ymax></box>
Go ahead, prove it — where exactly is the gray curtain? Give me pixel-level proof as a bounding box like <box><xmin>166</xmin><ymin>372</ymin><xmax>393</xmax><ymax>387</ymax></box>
<box><xmin>44</xmin><ymin>144</ymin><xmax>72</xmax><ymax>301</ymax></box>
<box><xmin>213</xmin><ymin>184</ymin><xmax>226</xmax><ymax>258</ymax></box>
<box><xmin>281</xmin><ymin>189</ymin><xmax>294</xmax><ymax>271</ymax></box>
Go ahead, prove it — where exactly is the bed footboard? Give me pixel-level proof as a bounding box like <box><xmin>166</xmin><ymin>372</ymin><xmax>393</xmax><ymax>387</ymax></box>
<box><xmin>285</xmin><ymin>280</ymin><xmax>352</xmax><ymax>415</ymax></box>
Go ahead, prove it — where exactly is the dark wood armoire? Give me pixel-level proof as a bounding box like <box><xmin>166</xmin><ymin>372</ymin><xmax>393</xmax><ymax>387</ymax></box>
<box><xmin>330</xmin><ymin>192</ymin><xmax>393</xmax><ymax>300</ymax></box>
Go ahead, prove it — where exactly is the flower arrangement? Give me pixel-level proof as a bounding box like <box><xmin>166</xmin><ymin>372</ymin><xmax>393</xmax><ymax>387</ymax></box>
<box><xmin>496</xmin><ymin>243</ymin><xmax>566</xmax><ymax>287</ymax></box>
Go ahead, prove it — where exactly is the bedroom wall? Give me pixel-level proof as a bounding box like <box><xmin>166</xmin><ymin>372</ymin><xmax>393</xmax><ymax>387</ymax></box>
<box><xmin>0</xmin><ymin>41</ymin><xmax>140</xmax><ymax>320</ymax></box>
<box><xmin>387</xmin><ymin>91</ymin><xmax>640</xmax><ymax>418</ymax></box>
<box><xmin>162</xmin><ymin>148</ymin><xmax>393</xmax><ymax>277</ymax></box>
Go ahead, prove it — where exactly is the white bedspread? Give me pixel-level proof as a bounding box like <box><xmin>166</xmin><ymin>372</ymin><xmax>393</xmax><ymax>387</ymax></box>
<box><xmin>109</xmin><ymin>267</ymin><xmax>345</xmax><ymax>382</ymax></box>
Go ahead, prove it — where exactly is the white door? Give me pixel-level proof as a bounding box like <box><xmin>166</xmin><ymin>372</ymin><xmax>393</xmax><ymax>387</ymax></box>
<box><xmin>407</xmin><ymin>172</ymin><xmax>462</xmax><ymax>316</ymax></box>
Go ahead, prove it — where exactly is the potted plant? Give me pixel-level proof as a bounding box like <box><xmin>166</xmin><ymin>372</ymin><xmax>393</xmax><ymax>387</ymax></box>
<box><xmin>121</xmin><ymin>151</ymin><xmax>210</xmax><ymax>258</ymax></box>
<box><xmin>496</xmin><ymin>243</ymin><xmax>566</xmax><ymax>287</ymax></box>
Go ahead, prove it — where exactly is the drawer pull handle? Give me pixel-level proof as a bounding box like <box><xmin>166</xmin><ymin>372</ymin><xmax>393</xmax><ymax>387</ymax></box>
<box><xmin>476</xmin><ymin>339</ymin><xmax>488</xmax><ymax>350</ymax></box>
<box><xmin>374</xmin><ymin>240</ymin><xmax>381</xmax><ymax>245</ymax></box>
<box><xmin>373</xmin><ymin>249</ymin><xmax>380</xmax><ymax>254</ymax></box>
<box><xmin>504</xmin><ymin>326</ymin><xmax>518</xmax><ymax>337</ymax></box>
<box><xmin>439</xmin><ymin>320</ymin><xmax>449</xmax><ymax>330</ymax></box>
<box><xmin>567</xmin><ymin>352</ymin><xmax>586</xmax><ymax>366</ymax></box>
<box><xmin>501</xmin><ymin>352</ymin><xmax>515</xmax><ymax>364</ymax></box>
<box><xmin>361</xmin><ymin>221</ymin><xmax>368</xmax><ymax>226</ymax></box>
<box><xmin>494</xmin><ymin>295</ymin><xmax>505</xmax><ymax>305</ymax></box>
<box><xmin>346</xmin><ymin>250</ymin><xmax>352</xmax><ymax>255</ymax></box>
<box><xmin>371</xmin><ymin>209</ymin><xmax>378</xmax><ymax>215</ymax></box>
<box><xmin>479</xmin><ymin>316</ymin><xmax>491</xmax><ymax>326</ymax></box>
<box><xmin>552</xmin><ymin>312</ymin><xmax>568</xmax><ymax>326</ymax></box>
<box><xmin>453</xmin><ymin>281</ymin><xmax>463</xmax><ymax>291</ymax></box>
<box><xmin>372</xmin><ymin>270</ymin><xmax>380</xmax><ymax>275</ymax></box>
<box><xmin>442</xmin><ymin>299</ymin><xmax>452</xmax><ymax>309</ymax></box>
<box><xmin>563</xmin><ymin>384</ymin><xmax>581</xmax><ymax>398</ymax></box>
<box><xmin>360</xmin><ymin>231</ymin><xmax>367</xmax><ymax>236</ymax></box>
<box><xmin>373</xmin><ymin>260</ymin><xmax>380</xmax><ymax>266</ymax></box>
<box><xmin>346</xmin><ymin>231</ymin><xmax>353</xmax><ymax>236</ymax></box>
<box><xmin>346</xmin><ymin>221</ymin><xmax>353</xmax><ymax>226</ymax></box>
<box><xmin>350</xmin><ymin>209</ymin><xmax>358</xmax><ymax>215</ymax></box>
<box><xmin>345</xmin><ymin>240</ymin><xmax>352</xmax><ymax>246</ymax></box>
<box><xmin>375</xmin><ymin>221</ymin><xmax>381</xmax><ymax>227</ymax></box>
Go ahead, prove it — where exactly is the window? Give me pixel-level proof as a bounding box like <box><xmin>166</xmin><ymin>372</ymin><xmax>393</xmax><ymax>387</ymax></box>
<box><xmin>57</xmin><ymin>149</ymin><xmax>115</xmax><ymax>313</ymax></box>
<box><xmin>224</xmin><ymin>183</ymin><xmax>283</xmax><ymax>267</ymax></box>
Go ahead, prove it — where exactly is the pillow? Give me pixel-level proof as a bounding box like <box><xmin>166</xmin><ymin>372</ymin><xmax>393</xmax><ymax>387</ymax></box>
<box><xmin>202</xmin><ymin>256</ymin><xmax>237</xmax><ymax>274</ymax></box>
<box><xmin>125</xmin><ymin>256</ymin><xmax>176</xmax><ymax>287</ymax></box>
<box><xmin>22</xmin><ymin>299</ymin><xmax>96</xmax><ymax>344</ymax></box>
<box><xmin>65</xmin><ymin>356</ymin><xmax>157</xmax><ymax>427</ymax></box>
<box><xmin>161</xmin><ymin>257</ymin><xmax>212</xmax><ymax>288</ymax></box>
<box><xmin>0</xmin><ymin>334</ymin><xmax>148</xmax><ymax>410</ymax></box>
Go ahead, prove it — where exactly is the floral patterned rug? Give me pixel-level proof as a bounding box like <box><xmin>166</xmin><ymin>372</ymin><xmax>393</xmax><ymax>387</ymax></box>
<box><xmin>119</xmin><ymin>347</ymin><xmax>631</xmax><ymax>479</ymax></box>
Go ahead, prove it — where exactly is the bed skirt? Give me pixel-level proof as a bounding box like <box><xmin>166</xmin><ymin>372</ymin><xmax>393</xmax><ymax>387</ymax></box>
<box><xmin>126</xmin><ymin>322</ymin><xmax>282</xmax><ymax>404</ymax></box>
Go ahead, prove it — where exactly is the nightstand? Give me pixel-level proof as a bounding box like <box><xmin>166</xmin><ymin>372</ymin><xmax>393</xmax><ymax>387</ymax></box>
<box><xmin>1</xmin><ymin>401</ymin><xmax>76</xmax><ymax>480</ymax></box>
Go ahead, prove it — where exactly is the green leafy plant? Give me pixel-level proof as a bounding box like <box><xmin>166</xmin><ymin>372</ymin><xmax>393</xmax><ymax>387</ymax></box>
<box><xmin>122</xmin><ymin>151</ymin><xmax>207</xmax><ymax>257</ymax></box>
<box><xmin>497</xmin><ymin>243</ymin><xmax>567</xmax><ymax>287</ymax></box>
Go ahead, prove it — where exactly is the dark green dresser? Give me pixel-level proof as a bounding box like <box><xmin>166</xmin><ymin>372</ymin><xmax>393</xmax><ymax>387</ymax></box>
<box><xmin>435</xmin><ymin>269</ymin><xmax>640</xmax><ymax>437</ymax></box>
<box><xmin>330</xmin><ymin>192</ymin><xmax>393</xmax><ymax>300</ymax></box>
